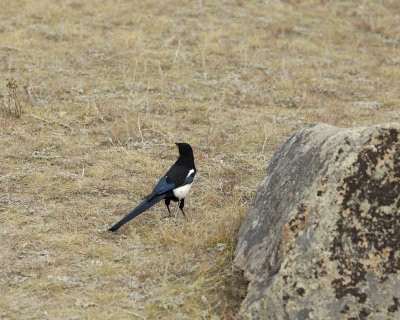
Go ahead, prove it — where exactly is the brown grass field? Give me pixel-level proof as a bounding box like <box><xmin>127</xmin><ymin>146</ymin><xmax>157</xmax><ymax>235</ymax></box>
<box><xmin>0</xmin><ymin>0</ymin><xmax>399</xmax><ymax>319</ymax></box>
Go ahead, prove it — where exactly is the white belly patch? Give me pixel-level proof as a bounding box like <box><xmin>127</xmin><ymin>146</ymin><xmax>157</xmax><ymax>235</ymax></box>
<box><xmin>173</xmin><ymin>183</ymin><xmax>192</xmax><ymax>200</ymax></box>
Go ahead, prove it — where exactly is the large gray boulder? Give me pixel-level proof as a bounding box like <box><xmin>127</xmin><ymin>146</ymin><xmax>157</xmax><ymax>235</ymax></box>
<box><xmin>234</xmin><ymin>123</ymin><xmax>400</xmax><ymax>319</ymax></box>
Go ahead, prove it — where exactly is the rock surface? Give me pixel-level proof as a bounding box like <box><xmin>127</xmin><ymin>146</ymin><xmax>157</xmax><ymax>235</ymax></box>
<box><xmin>234</xmin><ymin>123</ymin><xmax>400</xmax><ymax>319</ymax></box>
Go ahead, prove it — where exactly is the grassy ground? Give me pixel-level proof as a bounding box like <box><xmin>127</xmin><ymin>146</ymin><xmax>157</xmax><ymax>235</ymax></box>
<box><xmin>0</xmin><ymin>0</ymin><xmax>399</xmax><ymax>319</ymax></box>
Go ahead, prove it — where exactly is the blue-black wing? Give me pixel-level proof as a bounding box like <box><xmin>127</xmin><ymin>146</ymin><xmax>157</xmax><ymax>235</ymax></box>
<box><xmin>184</xmin><ymin>170</ymin><xmax>196</xmax><ymax>184</ymax></box>
<box><xmin>146</xmin><ymin>176</ymin><xmax>176</xmax><ymax>200</ymax></box>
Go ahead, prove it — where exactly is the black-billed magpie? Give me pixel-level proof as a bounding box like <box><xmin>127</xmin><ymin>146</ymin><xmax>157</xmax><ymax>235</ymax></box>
<box><xmin>108</xmin><ymin>142</ymin><xmax>196</xmax><ymax>231</ymax></box>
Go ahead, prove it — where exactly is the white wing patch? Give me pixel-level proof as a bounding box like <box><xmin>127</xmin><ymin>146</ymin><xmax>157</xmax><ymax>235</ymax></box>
<box><xmin>187</xmin><ymin>169</ymin><xmax>195</xmax><ymax>177</ymax></box>
<box><xmin>173</xmin><ymin>183</ymin><xmax>192</xmax><ymax>200</ymax></box>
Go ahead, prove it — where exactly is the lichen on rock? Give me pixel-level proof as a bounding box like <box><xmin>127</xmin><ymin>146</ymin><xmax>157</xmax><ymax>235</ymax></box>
<box><xmin>234</xmin><ymin>123</ymin><xmax>400</xmax><ymax>319</ymax></box>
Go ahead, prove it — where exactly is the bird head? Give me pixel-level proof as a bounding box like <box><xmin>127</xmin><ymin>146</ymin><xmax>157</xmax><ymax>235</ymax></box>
<box><xmin>175</xmin><ymin>142</ymin><xmax>194</xmax><ymax>158</ymax></box>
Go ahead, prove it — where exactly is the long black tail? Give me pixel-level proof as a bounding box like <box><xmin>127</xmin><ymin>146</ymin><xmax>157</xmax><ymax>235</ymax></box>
<box><xmin>108</xmin><ymin>194</ymin><xmax>166</xmax><ymax>232</ymax></box>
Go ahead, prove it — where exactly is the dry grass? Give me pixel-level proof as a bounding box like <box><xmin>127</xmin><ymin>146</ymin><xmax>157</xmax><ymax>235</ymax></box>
<box><xmin>0</xmin><ymin>0</ymin><xmax>399</xmax><ymax>319</ymax></box>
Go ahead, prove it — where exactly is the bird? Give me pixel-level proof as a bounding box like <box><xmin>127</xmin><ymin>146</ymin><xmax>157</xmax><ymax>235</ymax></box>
<box><xmin>108</xmin><ymin>142</ymin><xmax>196</xmax><ymax>232</ymax></box>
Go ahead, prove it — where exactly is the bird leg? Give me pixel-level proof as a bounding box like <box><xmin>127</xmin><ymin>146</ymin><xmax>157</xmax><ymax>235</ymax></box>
<box><xmin>179</xmin><ymin>199</ymin><xmax>187</xmax><ymax>219</ymax></box>
<box><xmin>165</xmin><ymin>198</ymin><xmax>173</xmax><ymax>217</ymax></box>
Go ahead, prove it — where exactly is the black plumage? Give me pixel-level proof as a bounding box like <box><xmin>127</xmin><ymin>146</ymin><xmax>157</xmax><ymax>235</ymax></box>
<box><xmin>109</xmin><ymin>142</ymin><xmax>196</xmax><ymax>232</ymax></box>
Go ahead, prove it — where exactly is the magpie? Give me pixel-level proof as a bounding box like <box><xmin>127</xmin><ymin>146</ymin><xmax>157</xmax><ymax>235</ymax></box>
<box><xmin>108</xmin><ymin>142</ymin><xmax>196</xmax><ymax>231</ymax></box>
